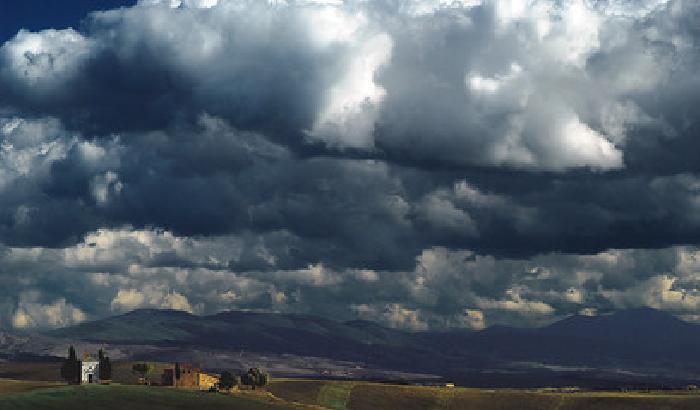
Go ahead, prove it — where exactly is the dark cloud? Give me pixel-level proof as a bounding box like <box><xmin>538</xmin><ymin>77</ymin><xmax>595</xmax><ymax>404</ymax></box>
<box><xmin>0</xmin><ymin>0</ymin><xmax>699</xmax><ymax>329</ymax></box>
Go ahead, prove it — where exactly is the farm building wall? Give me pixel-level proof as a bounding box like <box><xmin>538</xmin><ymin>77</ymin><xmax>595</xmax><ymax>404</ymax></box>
<box><xmin>177</xmin><ymin>366</ymin><xmax>198</xmax><ymax>388</ymax></box>
<box><xmin>161</xmin><ymin>368</ymin><xmax>174</xmax><ymax>386</ymax></box>
<box><xmin>198</xmin><ymin>373</ymin><xmax>220</xmax><ymax>390</ymax></box>
<box><xmin>161</xmin><ymin>363</ymin><xmax>219</xmax><ymax>390</ymax></box>
<box><xmin>81</xmin><ymin>361</ymin><xmax>100</xmax><ymax>384</ymax></box>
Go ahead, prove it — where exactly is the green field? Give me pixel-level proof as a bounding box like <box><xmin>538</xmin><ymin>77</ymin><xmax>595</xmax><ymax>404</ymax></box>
<box><xmin>3</xmin><ymin>377</ymin><xmax>700</xmax><ymax>409</ymax></box>
<box><xmin>0</xmin><ymin>384</ymin><xmax>298</xmax><ymax>410</ymax></box>
<box><xmin>0</xmin><ymin>379</ymin><xmax>63</xmax><ymax>396</ymax></box>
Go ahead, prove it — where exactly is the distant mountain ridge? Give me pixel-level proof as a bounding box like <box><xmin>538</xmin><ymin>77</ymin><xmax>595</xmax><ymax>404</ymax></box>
<box><xmin>46</xmin><ymin>307</ymin><xmax>700</xmax><ymax>387</ymax></box>
<box><xmin>50</xmin><ymin>308</ymin><xmax>413</xmax><ymax>348</ymax></box>
<box><xmin>48</xmin><ymin>308</ymin><xmax>425</xmax><ymax>370</ymax></box>
<box><xmin>543</xmin><ymin>307</ymin><xmax>699</xmax><ymax>338</ymax></box>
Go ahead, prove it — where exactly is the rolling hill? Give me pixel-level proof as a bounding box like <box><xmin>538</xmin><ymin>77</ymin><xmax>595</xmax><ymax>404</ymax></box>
<box><xmin>42</xmin><ymin>307</ymin><xmax>700</xmax><ymax>387</ymax></box>
<box><xmin>48</xmin><ymin>309</ymin><xmax>435</xmax><ymax>369</ymax></box>
<box><xmin>6</xmin><ymin>381</ymin><xmax>700</xmax><ymax>410</ymax></box>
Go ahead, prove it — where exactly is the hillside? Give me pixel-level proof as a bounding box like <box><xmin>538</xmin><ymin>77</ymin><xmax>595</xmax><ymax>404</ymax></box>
<box><xmin>49</xmin><ymin>309</ymin><xmax>413</xmax><ymax>348</ymax></box>
<box><xmin>47</xmin><ymin>309</ymin><xmax>434</xmax><ymax>370</ymax></box>
<box><xmin>424</xmin><ymin>308</ymin><xmax>700</xmax><ymax>365</ymax></box>
<box><xmin>43</xmin><ymin>308</ymin><xmax>700</xmax><ymax>387</ymax></box>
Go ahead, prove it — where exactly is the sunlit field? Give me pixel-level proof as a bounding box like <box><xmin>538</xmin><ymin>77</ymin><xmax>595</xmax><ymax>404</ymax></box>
<box><xmin>269</xmin><ymin>379</ymin><xmax>700</xmax><ymax>410</ymax></box>
<box><xmin>3</xmin><ymin>373</ymin><xmax>700</xmax><ymax>409</ymax></box>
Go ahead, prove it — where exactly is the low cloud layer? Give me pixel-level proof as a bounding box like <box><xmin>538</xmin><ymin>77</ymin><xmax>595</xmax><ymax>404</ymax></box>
<box><xmin>2</xmin><ymin>227</ymin><xmax>700</xmax><ymax>330</ymax></box>
<box><xmin>0</xmin><ymin>0</ymin><xmax>699</xmax><ymax>329</ymax></box>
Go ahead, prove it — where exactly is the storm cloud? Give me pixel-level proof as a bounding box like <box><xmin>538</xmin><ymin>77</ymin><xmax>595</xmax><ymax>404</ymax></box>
<box><xmin>0</xmin><ymin>0</ymin><xmax>699</xmax><ymax>329</ymax></box>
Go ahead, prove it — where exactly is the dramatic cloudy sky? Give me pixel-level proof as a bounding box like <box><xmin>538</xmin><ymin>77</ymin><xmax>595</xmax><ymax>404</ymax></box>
<box><xmin>1</xmin><ymin>0</ymin><xmax>699</xmax><ymax>331</ymax></box>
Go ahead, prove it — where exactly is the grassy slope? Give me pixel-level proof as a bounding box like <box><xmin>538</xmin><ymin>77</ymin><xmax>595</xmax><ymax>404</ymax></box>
<box><xmin>0</xmin><ymin>379</ymin><xmax>63</xmax><ymax>395</ymax></box>
<box><xmin>268</xmin><ymin>380</ymin><xmax>324</xmax><ymax>406</ymax></box>
<box><xmin>0</xmin><ymin>384</ymin><xmax>297</xmax><ymax>410</ymax></box>
<box><xmin>317</xmin><ymin>383</ymin><xmax>354</xmax><ymax>410</ymax></box>
<box><xmin>270</xmin><ymin>380</ymin><xmax>700</xmax><ymax>410</ymax></box>
<box><xmin>3</xmin><ymin>377</ymin><xmax>700</xmax><ymax>410</ymax></box>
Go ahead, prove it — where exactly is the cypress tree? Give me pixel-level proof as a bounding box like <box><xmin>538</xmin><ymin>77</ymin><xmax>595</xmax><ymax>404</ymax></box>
<box><xmin>61</xmin><ymin>346</ymin><xmax>81</xmax><ymax>384</ymax></box>
<box><xmin>99</xmin><ymin>349</ymin><xmax>112</xmax><ymax>381</ymax></box>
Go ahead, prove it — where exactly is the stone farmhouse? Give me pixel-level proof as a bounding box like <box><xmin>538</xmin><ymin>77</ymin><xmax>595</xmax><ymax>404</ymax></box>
<box><xmin>161</xmin><ymin>363</ymin><xmax>220</xmax><ymax>390</ymax></box>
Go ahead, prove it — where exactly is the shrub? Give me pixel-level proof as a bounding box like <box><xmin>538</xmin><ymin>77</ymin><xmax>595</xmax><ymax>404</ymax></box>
<box><xmin>219</xmin><ymin>371</ymin><xmax>235</xmax><ymax>390</ymax></box>
<box><xmin>241</xmin><ymin>368</ymin><xmax>270</xmax><ymax>390</ymax></box>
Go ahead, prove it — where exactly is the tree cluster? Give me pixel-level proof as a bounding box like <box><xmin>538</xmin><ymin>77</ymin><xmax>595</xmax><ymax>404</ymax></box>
<box><xmin>60</xmin><ymin>346</ymin><xmax>81</xmax><ymax>384</ymax></box>
<box><xmin>241</xmin><ymin>368</ymin><xmax>269</xmax><ymax>390</ymax></box>
<box><xmin>98</xmin><ymin>349</ymin><xmax>112</xmax><ymax>381</ymax></box>
<box><xmin>217</xmin><ymin>367</ymin><xmax>268</xmax><ymax>391</ymax></box>
<box><xmin>218</xmin><ymin>371</ymin><xmax>236</xmax><ymax>390</ymax></box>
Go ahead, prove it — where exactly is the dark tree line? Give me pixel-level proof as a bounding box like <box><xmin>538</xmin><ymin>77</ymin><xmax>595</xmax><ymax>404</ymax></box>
<box><xmin>218</xmin><ymin>371</ymin><xmax>238</xmax><ymax>389</ymax></box>
<box><xmin>218</xmin><ymin>367</ymin><xmax>269</xmax><ymax>390</ymax></box>
<box><xmin>60</xmin><ymin>346</ymin><xmax>80</xmax><ymax>384</ymax></box>
<box><xmin>242</xmin><ymin>367</ymin><xmax>269</xmax><ymax>390</ymax></box>
<box><xmin>98</xmin><ymin>348</ymin><xmax>112</xmax><ymax>381</ymax></box>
